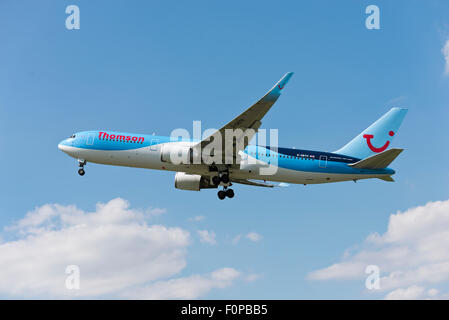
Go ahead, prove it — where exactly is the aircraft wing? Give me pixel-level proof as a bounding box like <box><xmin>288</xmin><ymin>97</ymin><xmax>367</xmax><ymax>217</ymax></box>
<box><xmin>230</xmin><ymin>178</ymin><xmax>274</xmax><ymax>188</ymax></box>
<box><xmin>192</xmin><ymin>72</ymin><xmax>294</xmax><ymax>166</ymax></box>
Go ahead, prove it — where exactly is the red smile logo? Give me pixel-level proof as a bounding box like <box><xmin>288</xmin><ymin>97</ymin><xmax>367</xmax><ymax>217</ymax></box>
<box><xmin>363</xmin><ymin>131</ymin><xmax>395</xmax><ymax>153</ymax></box>
<box><xmin>278</xmin><ymin>84</ymin><xmax>284</xmax><ymax>90</ymax></box>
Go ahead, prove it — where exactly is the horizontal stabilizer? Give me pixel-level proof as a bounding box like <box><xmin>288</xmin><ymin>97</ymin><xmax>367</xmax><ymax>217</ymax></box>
<box><xmin>378</xmin><ymin>176</ymin><xmax>395</xmax><ymax>182</ymax></box>
<box><xmin>348</xmin><ymin>148</ymin><xmax>403</xmax><ymax>169</ymax></box>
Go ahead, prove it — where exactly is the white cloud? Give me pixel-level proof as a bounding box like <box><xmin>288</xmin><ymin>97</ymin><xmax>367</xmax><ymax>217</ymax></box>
<box><xmin>386</xmin><ymin>95</ymin><xmax>407</xmax><ymax>107</ymax></box>
<box><xmin>308</xmin><ymin>262</ymin><xmax>366</xmax><ymax>281</ymax></box>
<box><xmin>232</xmin><ymin>232</ymin><xmax>263</xmax><ymax>244</ymax></box>
<box><xmin>146</xmin><ymin>207</ymin><xmax>167</xmax><ymax>216</ymax></box>
<box><xmin>308</xmin><ymin>199</ymin><xmax>449</xmax><ymax>299</ymax></box>
<box><xmin>189</xmin><ymin>216</ymin><xmax>205</xmax><ymax>222</ymax></box>
<box><xmin>244</xmin><ymin>273</ymin><xmax>261</xmax><ymax>282</ymax></box>
<box><xmin>232</xmin><ymin>234</ymin><xmax>242</xmax><ymax>244</ymax></box>
<box><xmin>0</xmin><ymin>198</ymin><xmax>241</xmax><ymax>298</ymax></box>
<box><xmin>384</xmin><ymin>286</ymin><xmax>427</xmax><ymax>300</ymax></box>
<box><xmin>443</xmin><ymin>39</ymin><xmax>449</xmax><ymax>74</ymax></box>
<box><xmin>384</xmin><ymin>286</ymin><xmax>440</xmax><ymax>300</ymax></box>
<box><xmin>122</xmin><ymin>268</ymin><xmax>240</xmax><ymax>299</ymax></box>
<box><xmin>246</xmin><ymin>232</ymin><xmax>262</xmax><ymax>242</ymax></box>
<box><xmin>197</xmin><ymin>230</ymin><xmax>216</xmax><ymax>245</ymax></box>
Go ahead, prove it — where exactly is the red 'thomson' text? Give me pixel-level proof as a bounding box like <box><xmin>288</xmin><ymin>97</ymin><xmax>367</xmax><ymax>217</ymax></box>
<box><xmin>99</xmin><ymin>132</ymin><xmax>144</xmax><ymax>143</ymax></box>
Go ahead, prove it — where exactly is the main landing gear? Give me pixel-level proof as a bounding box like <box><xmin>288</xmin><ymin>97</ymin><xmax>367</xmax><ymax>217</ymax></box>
<box><xmin>210</xmin><ymin>167</ymin><xmax>234</xmax><ymax>200</ymax></box>
<box><xmin>212</xmin><ymin>173</ymin><xmax>229</xmax><ymax>185</ymax></box>
<box><xmin>212</xmin><ymin>173</ymin><xmax>234</xmax><ymax>200</ymax></box>
<box><xmin>217</xmin><ymin>187</ymin><xmax>234</xmax><ymax>200</ymax></box>
<box><xmin>78</xmin><ymin>159</ymin><xmax>86</xmax><ymax>176</ymax></box>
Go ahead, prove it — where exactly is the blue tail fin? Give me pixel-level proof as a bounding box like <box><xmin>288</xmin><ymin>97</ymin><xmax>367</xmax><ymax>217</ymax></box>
<box><xmin>334</xmin><ymin>108</ymin><xmax>408</xmax><ymax>159</ymax></box>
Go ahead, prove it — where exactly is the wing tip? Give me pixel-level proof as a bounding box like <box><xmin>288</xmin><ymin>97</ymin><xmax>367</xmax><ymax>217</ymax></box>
<box><xmin>272</xmin><ymin>72</ymin><xmax>294</xmax><ymax>92</ymax></box>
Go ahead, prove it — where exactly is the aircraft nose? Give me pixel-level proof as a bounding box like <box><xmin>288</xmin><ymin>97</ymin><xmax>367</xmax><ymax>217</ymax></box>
<box><xmin>58</xmin><ymin>139</ymin><xmax>71</xmax><ymax>152</ymax></box>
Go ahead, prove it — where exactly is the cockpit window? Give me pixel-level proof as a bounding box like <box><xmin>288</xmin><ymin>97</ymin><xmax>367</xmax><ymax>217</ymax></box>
<box><xmin>69</xmin><ymin>134</ymin><xmax>76</xmax><ymax>139</ymax></box>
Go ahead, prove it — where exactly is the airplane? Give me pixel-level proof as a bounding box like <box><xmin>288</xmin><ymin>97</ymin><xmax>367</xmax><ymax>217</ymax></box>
<box><xmin>58</xmin><ymin>72</ymin><xmax>408</xmax><ymax>200</ymax></box>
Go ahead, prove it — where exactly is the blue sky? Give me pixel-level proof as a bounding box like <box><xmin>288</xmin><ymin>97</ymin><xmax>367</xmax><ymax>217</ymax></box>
<box><xmin>0</xmin><ymin>0</ymin><xmax>449</xmax><ymax>299</ymax></box>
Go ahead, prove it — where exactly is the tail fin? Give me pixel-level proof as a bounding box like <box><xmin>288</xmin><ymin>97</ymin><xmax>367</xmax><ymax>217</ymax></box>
<box><xmin>334</xmin><ymin>108</ymin><xmax>407</xmax><ymax>159</ymax></box>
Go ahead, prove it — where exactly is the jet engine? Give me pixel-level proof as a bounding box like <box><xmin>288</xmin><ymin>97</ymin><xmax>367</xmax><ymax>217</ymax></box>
<box><xmin>174</xmin><ymin>172</ymin><xmax>217</xmax><ymax>191</ymax></box>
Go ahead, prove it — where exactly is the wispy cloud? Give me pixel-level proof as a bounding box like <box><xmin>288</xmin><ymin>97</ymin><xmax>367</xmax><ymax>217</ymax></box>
<box><xmin>122</xmin><ymin>268</ymin><xmax>240</xmax><ymax>299</ymax></box>
<box><xmin>244</xmin><ymin>273</ymin><xmax>261</xmax><ymax>282</ymax></box>
<box><xmin>146</xmin><ymin>207</ymin><xmax>167</xmax><ymax>216</ymax></box>
<box><xmin>197</xmin><ymin>230</ymin><xmax>217</xmax><ymax>245</ymax></box>
<box><xmin>386</xmin><ymin>95</ymin><xmax>407</xmax><ymax>107</ymax></box>
<box><xmin>246</xmin><ymin>232</ymin><xmax>263</xmax><ymax>242</ymax></box>
<box><xmin>442</xmin><ymin>39</ymin><xmax>449</xmax><ymax>75</ymax></box>
<box><xmin>385</xmin><ymin>286</ymin><xmax>439</xmax><ymax>300</ymax></box>
<box><xmin>232</xmin><ymin>232</ymin><xmax>263</xmax><ymax>244</ymax></box>
<box><xmin>232</xmin><ymin>234</ymin><xmax>242</xmax><ymax>244</ymax></box>
<box><xmin>189</xmin><ymin>215</ymin><xmax>205</xmax><ymax>222</ymax></box>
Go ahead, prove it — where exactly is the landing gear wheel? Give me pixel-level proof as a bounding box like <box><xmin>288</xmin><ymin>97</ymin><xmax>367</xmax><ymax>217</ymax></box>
<box><xmin>225</xmin><ymin>189</ymin><xmax>234</xmax><ymax>198</ymax></box>
<box><xmin>212</xmin><ymin>176</ymin><xmax>221</xmax><ymax>186</ymax></box>
<box><xmin>78</xmin><ymin>168</ymin><xmax>85</xmax><ymax>176</ymax></box>
<box><xmin>221</xmin><ymin>174</ymin><xmax>229</xmax><ymax>184</ymax></box>
<box><xmin>217</xmin><ymin>190</ymin><xmax>226</xmax><ymax>200</ymax></box>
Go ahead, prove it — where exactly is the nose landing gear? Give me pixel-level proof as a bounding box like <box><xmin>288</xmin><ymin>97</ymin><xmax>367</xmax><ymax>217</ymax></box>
<box><xmin>78</xmin><ymin>159</ymin><xmax>86</xmax><ymax>176</ymax></box>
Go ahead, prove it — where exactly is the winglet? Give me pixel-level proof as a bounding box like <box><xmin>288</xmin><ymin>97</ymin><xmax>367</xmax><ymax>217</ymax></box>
<box><xmin>193</xmin><ymin>72</ymin><xmax>294</xmax><ymax>159</ymax></box>
<box><xmin>262</xmin><ymin>72</ymin><xmax>293</xmax><ymax>100</ymax></box>
<box><xmin>268</xmin><ymin>72</ymin><xmax>294</xmax><ymax>96</ymax></box>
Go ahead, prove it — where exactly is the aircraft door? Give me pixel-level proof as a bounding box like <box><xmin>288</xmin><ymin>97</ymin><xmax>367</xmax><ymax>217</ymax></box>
<box><xmin>86</xmin><ymin>133</ymin><xmax>95</xmax><ymax>145</ymax></box>
<box><xmin>319</xmin><ymin>155</ymin><xmax>327</xmax><ymax>168</ymax></box>
<box><xmin>150</xmin><ymin>139</ymin><xmax>159</xmax><ymax>151</ymax></box>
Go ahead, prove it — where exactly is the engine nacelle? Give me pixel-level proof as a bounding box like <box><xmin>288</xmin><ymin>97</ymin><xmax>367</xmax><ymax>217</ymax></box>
<box><xmin>174</xmin><ymin>172</ymin><xmax>217</xmax><ymax>191</ymax></box>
